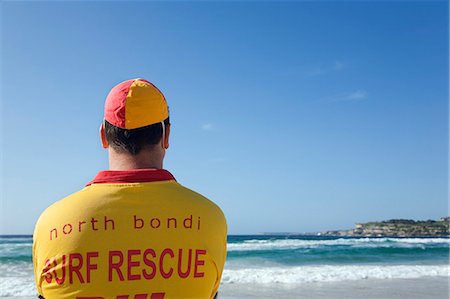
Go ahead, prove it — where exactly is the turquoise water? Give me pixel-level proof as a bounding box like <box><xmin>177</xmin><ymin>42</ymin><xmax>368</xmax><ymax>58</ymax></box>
<box><xmin>1</xmin><ymin>235</ymin><xmax>449</xmax><ymax>296</ymax></box>
<box><xmin>227</xmin><ymin>235</ymin><xmax>449</xmax><ymax>265</ymax></box>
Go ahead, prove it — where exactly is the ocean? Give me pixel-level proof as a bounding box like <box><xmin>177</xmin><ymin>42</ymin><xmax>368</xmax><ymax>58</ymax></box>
<box><xmin>1</xmin><ymin>235</ymin><xmax>449</xmax><ymax>297</ymax></box>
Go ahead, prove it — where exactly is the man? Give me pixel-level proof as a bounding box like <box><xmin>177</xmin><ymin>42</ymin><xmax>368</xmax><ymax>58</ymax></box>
<box><xmin>33</xmin><ymin>78</ymin><xmax>227</xmax><ymax>299</ymax></box>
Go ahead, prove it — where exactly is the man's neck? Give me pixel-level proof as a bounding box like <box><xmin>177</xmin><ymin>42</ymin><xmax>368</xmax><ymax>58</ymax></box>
<box><xmin>108</xmin><ymin>148</ymin><xmax>164</xmax><ymax>170</ymax></box>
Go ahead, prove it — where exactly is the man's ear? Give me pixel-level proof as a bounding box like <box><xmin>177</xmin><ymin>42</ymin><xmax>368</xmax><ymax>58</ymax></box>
<box><xmin>164</xmin><ymin>124</ymin><xmax>170</xmax><ymax>149</ymax></box>
<box><xmin>100</xmin><ymin>122</ymin><xmax>109</xmax><ymax>149</ymax></box>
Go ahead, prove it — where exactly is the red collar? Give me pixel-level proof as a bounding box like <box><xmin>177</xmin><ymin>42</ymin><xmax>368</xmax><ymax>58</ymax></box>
<box><xmin>86</xmin><ymin>169</ymin><xmax>175</xmax><ymax>186</ymax></box>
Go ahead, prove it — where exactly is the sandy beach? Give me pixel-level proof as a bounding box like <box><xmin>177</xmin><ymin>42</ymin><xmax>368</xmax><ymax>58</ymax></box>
<box><xmin>219</xmin><ymin>277</ymin><xmax>449</xmax><ymax>299</ymax></box>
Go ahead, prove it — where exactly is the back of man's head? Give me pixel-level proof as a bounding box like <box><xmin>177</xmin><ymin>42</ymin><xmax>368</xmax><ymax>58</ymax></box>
<box><xmin>101</xmin><ymin>78</ymin><xmax>170</xmax><ymax>157</ymax></box>
<box><xmin>104</xmin><ymin>118</ymin><xmax>170</xmax><ymax>155</ymax></box>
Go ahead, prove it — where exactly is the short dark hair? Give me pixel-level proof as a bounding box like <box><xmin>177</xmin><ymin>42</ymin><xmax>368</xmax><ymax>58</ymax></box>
<box><xmin>104</xmin><ymin>118</ymin><xmax>170</xmax><ymax>155</ymax></box>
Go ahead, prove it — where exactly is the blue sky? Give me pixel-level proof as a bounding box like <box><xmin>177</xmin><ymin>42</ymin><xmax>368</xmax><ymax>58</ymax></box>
<box><xmin>1</xmin><ymin>1</ymin><xmax>448</xmax><ymax>234</ymax></box>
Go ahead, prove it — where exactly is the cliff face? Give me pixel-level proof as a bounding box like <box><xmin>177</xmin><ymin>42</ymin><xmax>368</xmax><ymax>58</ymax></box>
<box><xmin>320</xmin><ymin>217</ymin><xmax>450</xmax><ymax>237</ymax></box>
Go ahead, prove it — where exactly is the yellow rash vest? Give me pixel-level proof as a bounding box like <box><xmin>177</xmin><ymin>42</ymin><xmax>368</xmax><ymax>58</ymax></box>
<box><xmin>32</xmin><ymin>169</ymin><xmax>227</xmax><ymax>299</ymax></box>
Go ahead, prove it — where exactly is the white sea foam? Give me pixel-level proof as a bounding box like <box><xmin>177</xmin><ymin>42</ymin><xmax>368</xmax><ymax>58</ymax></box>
<box><xmin>0</xmin><ymin>258</ymin><xmax>36</xmax><ymax>297</ymax></box>
<box><xmin>0</xmin><ymin>277</ymin><xmax>36</xmax><ymax>296</ymax></box>
<box><xmin>227</xmin><ymin>237</ymin><xmax>450</xmax><ymax>251</ymax></box>
<box><xmin>221</xmin><ymin>264</ymin><xmax>450</xmax><ymax>284</ymax></box>
<box><xmin>1</xmin><ymin>264</ymin><xmax>448</xmax><ymax>296</ymax></box>
<box><xmin>2</xmin><ymin>264</ymin><xmax>448</xmax><ymax>296</ymax></box>
<box><xmin>0</xmin><ymin>260</ymin><xmax>34</xmax><ymax>277</ymax></box>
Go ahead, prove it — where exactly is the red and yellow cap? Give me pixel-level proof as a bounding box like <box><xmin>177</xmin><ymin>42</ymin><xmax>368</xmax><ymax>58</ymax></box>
<box><xmin>104</xmin><ymin>78</ymin><xmax>169</xmax><ymax>129</ymax></box>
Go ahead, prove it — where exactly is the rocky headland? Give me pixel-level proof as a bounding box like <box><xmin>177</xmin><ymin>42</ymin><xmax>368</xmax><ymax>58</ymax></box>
<box><xmin>319</xmin><ymin>217</ymin><xmax>450</xmax><ymax>237</ymax></box>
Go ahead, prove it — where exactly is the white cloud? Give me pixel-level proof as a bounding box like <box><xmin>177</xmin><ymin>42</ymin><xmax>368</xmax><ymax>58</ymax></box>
<box><xmin>329</xmin><ymin>90</ymin><xmax>368</xmax><ymax>102</ymax></box>
<box><xmin>347</xmin><ymin>90</ymin><xmax>368</xmax><ymax>100</ymax></box>
<box><xmin>201</xmin><ymin>123</ymin><xmax>214</xmax><ymax>131</ymax></box>
<box><xmin>333</xmin><ymin>60</ymin><xmax>345</xmax><ymax>70</ymax></box>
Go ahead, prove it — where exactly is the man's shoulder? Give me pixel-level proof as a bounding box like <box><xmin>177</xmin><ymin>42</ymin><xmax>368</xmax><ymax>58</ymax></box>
<box><xmin>34</xmin><ymin>188</ymin><xmax>91</xmax><ymax>231</ymax></box>
<box><xmin>169</xmin><ymin>182</ymin><xmax>226</xmax><ymax>221</ymax></box>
